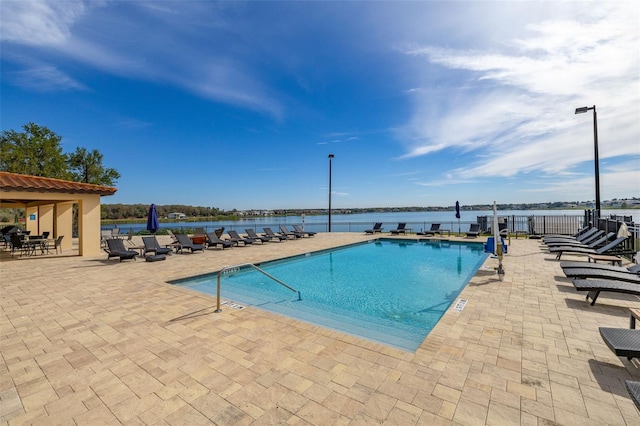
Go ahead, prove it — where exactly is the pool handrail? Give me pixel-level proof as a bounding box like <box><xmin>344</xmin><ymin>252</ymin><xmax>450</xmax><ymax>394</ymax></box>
<box><xmin>215</xmin><ymin>263</ymin><xmax>301</xmax><ymax>312</ymax></box>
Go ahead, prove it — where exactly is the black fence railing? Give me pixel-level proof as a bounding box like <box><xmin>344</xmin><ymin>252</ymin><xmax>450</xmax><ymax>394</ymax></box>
<box><xmin>103</xmin><ymin>211</ymin><xmax>638</xmax><ymax>260</ymax></box>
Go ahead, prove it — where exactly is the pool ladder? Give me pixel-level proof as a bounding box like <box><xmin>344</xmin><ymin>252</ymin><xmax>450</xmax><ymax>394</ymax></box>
<box><xmin>215</xmin><ymin>263</ymin><xmax>301</xmax><ymax>312</ymax></box>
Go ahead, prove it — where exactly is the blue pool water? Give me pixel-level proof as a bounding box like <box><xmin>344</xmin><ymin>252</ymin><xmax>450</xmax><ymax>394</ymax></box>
<box><xmin>172</xmin><ymin>239</ymin><xmax>488</xmax><ymax>351</ymax></box>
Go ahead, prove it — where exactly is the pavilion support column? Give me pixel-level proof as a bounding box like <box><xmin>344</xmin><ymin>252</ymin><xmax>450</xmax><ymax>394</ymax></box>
<box><xmin>25</xmin><ymin>206</ymin><xmax>38</xmax><ymax>234</ymax></box>
<box><xmin>77</xmin><ymin>195</ymin><xmax>102</xmax><ymax>257</ymax></box>
<box><xmin>38</xmin><ymin>204</ymin><xmax>54</xmax><ymax>237</ymax></box>
<box><xmin>56</xmin><ymin>202</ymin><xmax>74</xmax><ymax>252</ymax></box>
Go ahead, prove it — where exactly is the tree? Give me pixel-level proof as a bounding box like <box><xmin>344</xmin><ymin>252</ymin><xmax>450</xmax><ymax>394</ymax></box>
<box><xmin>0</xmin><ymin>122</ymin><xmax>70</xmax><ymax>179</ymax></box>
<box><xmin>67</xmin><ymin>147</ymin><xmax>120</xmax><ymax>186</ymax></box>
<box><xmin>0</xmin><ymin>122</ymin><xmax>120</xmax><ymax>186</ymax></box>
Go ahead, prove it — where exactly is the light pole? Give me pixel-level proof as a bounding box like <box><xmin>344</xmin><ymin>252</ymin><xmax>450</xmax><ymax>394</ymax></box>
<box><xmin>328</xmin><ymin>154</ymin><xmax>334</xmax><ymax>232</ymax></box>
<box><xmin>575</xmin><ymin>105</ymin><xmax>600</xmax><ymax>218</ymax></box>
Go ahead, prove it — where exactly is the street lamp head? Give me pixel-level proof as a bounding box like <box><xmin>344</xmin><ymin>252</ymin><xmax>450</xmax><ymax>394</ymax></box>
<box><xmin>574</xmin><ymin>104</ymin><xmax>600</xmax><ymax>218</ymax></box>
<box><xmin>328</xmin><ymin>154</ymin><xmax>334</xmax><ymax>159</ymax></box>
<box><xmin>575</xmin><ymin>106</ymin><xmax>595</xmax><ymax>114</ymax></box>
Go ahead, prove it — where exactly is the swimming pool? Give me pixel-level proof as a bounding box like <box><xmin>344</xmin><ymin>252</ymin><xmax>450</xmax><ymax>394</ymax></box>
<box><xmin>171</xmin><ymin>239</ymin><xmax>488</xmax><ymax>351</ymax></box>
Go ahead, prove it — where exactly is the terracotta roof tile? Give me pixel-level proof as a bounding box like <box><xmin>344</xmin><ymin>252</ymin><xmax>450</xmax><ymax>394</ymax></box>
<box><xmin>0</xmin><ymin>172</ymin><xmax>117</xmax><ymax>196</ymax></box>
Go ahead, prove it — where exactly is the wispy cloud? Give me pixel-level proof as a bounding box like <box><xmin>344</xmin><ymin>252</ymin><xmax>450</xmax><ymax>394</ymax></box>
<box><xmin>398</xmin><ymin>1</ymin><xmax>639</xmax><ymax>194</ymax></box>
<box><xmin>0</xmin><ymin>0</ymin><xmax>89</xmax><ymax>45</ymax></box>
<box><xmin>2</xmin><ymin>0</ymin><xmax>284</xmax><ymax>119</ymax></box>
<box><xmin>8</xmin><ymin>64</ymin><xmax>88</xmax><ymax>91</ymax></box>
<box><xmin>114</xmin><ymin>119</ymin><xmax>152</xmax><ymax>130</ymax></box>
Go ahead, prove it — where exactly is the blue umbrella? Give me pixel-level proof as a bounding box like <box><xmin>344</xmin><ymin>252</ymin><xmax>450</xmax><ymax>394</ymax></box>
<box><xmin>146</xmin><ymin>204</ymin><xmax>160</xmax><ymax>234</ymax></box>
<box><xmin>455</xmin><ymin>201</ymin><xmax>461</xmax><ymax>234</ymax></box>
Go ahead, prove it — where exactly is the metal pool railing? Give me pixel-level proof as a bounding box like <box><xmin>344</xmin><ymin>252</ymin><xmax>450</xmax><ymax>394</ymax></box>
<box><xmin>215</xmin><ymin>263</ymin><xmax>301</xmax><ymax>313</ymax></box>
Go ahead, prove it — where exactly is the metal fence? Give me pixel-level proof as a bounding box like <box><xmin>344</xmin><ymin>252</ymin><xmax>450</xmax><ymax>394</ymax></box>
<box><xmin>107</xmin><ymin>212</ymin><xmax>638</xmax><ymax>260</ymax></box>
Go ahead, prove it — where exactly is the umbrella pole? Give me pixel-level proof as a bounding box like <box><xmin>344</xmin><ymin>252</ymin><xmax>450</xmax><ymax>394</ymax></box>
<box><xmin>493</xmin><ymin>201</ymin><xmax>505</xmax><ymax>277</ymax></box>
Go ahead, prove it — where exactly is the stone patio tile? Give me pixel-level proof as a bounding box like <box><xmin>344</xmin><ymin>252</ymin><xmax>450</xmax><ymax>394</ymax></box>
<box><xmin>486</xmin><ymin>400</ymin><xmax>520</xmax><ymax>425</ymax></box>
<box><xmin>360</xmin><ymin>392</ymin><xmax>397</xmax><ymax>421</ymax></box>
<box><xmin>2</xmin><ymin>235</ymin><xmax>639</xmax><ymax>424</ymax></box>
<box><xmin>163</xmin><ymin>402</ymin><xmax>213</xmax><ymax>425</ymax></box>
<box><xmin>296</xmin><ymin>399</ymin><xmax>341</xmax><ymax>425</ymax></box>
<box><xmin>0</xmin><ymin>387</ymin><xmax>24</xmax><ymax>423</ymax></box>
<box><xmin>386</xmin><ymin>405</ymin><xmax>421</xmax><ymax>424</ymax></box>
<box><xmin>452</xmin><ymin>398</ymin><xmax>488</xmax><ymax>425</ymax></box>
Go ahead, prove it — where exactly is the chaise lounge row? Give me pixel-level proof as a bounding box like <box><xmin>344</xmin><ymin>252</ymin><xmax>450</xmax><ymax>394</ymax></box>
<box><xmin>553</xmin><ymin>230</ymin><xmax>640</xmax><ymax>411</ymax></box>
<box><xmin>364</xmin><ymin>222</ymin><xmax>481</xmax><ymax>237</ymax></box>
<box><xmin>105</xmin><ymin>225</ymin><xmax>316</xmax><ymax>261</ymax></box>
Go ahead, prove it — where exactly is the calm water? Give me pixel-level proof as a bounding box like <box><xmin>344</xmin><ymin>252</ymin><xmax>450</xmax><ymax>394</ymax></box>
<box><xmin>172</xmin><ymin>239</ymin><xmax>488</xmax><ymax>351</ymax></box>
<box><xmin>105</xmin><ymin>209</ymin><xmax>636</xmax><ymax>234</ymax></box>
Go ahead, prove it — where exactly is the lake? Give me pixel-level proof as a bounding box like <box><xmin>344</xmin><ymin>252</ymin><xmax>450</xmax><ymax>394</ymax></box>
<box><xmin>104</xmin><ymin>209</ymin><xmax>636</xmax><ymax>234</ymax></box>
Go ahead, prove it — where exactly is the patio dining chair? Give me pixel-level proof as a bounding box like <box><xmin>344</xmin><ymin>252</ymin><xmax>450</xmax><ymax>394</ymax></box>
<box><xmin>9</xmin><ymin>234</ymin><xmax>28</xmax><ymax>257</ymax></box>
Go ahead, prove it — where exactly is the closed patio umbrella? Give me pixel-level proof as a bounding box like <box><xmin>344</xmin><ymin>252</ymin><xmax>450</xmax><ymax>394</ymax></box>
<box><xmin>455</xmin><ymin>201</ymin><xmax>461</xmax><ymax>235</ymax></box>
<box><xmin>147</xmin><ymin>204</ymin><xmax>160</xmax><ymax>234</ymax></box>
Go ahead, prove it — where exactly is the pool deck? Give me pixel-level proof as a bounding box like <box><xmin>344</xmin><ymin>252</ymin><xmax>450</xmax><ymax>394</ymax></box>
<box><xmin>1</xmin><ymin>233</ymin><xmax>639</xmax><ymax>425</ymax></box>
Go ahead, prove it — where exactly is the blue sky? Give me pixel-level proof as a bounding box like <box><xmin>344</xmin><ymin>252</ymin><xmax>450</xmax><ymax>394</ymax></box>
<box><xmin>2</xmin><ymin>1</ymin><xmax>639</xmax><ymax>210</ymax></box>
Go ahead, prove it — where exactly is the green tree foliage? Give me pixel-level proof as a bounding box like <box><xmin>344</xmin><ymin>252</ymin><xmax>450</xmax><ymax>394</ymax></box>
<box><xmin>0</xmin><ymin>123</ymin><xmax>119</xmax><ymax>186</ymax></box>
<box><xmin>0</xmin><ymin>122</ymin><xmax>70</xmax><ymax>179</ymax></box>
<box><xmin>67</xmin><ymin>147</ymin><xmax>120</xmax><ymax>186</ymax></box>
<box><xmin>101</xmin><ymin>204</ymin><xmax>221</xmax><ymax>220</ymax></box>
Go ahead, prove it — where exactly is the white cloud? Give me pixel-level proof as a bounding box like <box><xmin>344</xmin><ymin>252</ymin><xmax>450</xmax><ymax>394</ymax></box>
<box><xmin>1</xmin><ymin>0</ymin><xmax>284</xmax><ymax>118</ymax></box>
<box><xmin>398</xmin><ymin>1</ymin><xmax>640</xmax><ymax>191</ymax></box>
<box><xmin>1</xmin><ymin>0</ymin><xmax>90</xmax><ymax>45</ymax></box>
<box><xmin>8</xmin><ymin>65</ymin><xmax>88</xmax><ymax>91</ymax></box>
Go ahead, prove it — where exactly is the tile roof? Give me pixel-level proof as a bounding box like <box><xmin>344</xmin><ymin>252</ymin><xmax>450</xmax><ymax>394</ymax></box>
<box><xmin>0</xmin><ymin>171</ymin><xmax>117</xmax><ymax>196</ymax></box>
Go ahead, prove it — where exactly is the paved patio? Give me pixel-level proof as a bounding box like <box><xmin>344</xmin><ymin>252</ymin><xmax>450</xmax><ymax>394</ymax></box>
<box><xmin>1</xmin><ymin>233</ymin><xmax>639</xmax><ymax>425</ymax></box>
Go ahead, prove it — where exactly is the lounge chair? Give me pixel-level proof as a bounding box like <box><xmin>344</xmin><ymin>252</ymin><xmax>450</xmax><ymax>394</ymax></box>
<box><xmin>465</xmin><ymin>223</ymin><xmax>480</xmax><ymax>238</ymax></box>
<box><xmin>560</xmin><ymin>262</ymin><xmax>640</xmax><ymax>274</ymax></box>
<box><xmin>625</xmin><ymin>381</ymin><xmax>640</xmax><ymax>411</ymax></box>
<box><xmin>544</xmin><ymin>229</ymin><xmax>605</xmax><ymax>246</ymax></box>
<box><xmin>279</xmin><ymin>225</ymin><xmax>302</xmax><ymax>239</ymax></box>
<box><xmin>263</xmin><ymin>227</ymin><xmax>287</xmax><ymax>241</ymax></box>
<box><xmin>417</xmin><ymin>224</ymin><xmax>441</xmax><ymax>236</ymax></box>
<box><xmin>549</xmin><ymin>236</ymin><xmax>628</xmax><ymax>260</ymax></box>
<box><xmin>125</xmin><ymin>228</ymin><xmax>135</xmax><ymax>245</ymax></box>
<box><xmin>166</xmin><ymin>229</ymin><xmax>179</xmax><ymax>244</ymax></box>
<box><xmin>599</xmin><ymin>327</ymin><xmax>640</xmax><ymax>360</ymax></box>
<box><xmin>365</xmin><ymin>223</ymin><xmax>383</xmax><ymax>234</ymax></box>
<box><xmin>562</xmin><ymin>268</ymin><xmax>640</xmax><ymax>284</ymax></box>
<box><xmin>227</xmin><ymin>230</ymin><xmax>254</xmax><ymax>246</ymax></box>
<box><xmin>245</xmin><ymin>228</ymin><xmax>271</xmax><ymax>243</ymax></box>
<box><xmin>175</xmin><ymin>234</ymin><xmax>205</xmax><ymax>253</ymax></box>
<box><xmin>205</xmin><ymin>232</ymin><xmax>233</xmax><ymax>249</ymax></box>
<box><xmin>572</xmin><ymin>278</ymin><xmax>640</xmax><ymax>305</ymax></box>
<box><xmin>543</xmin><ymin>227</ymin><xmax>600</xmax><ymax>244</ymax></box>
<box><xmin>545</xmin><ymin>232</ymin><xmax>614</xmax><ymax>249</ymax></box>
<box><xmin>105</xmin><ymin>238</ymin><xmax>138</xmax><ymax>262</ymax></box>
<box><xmin>142</xmin><ymin>236</ymin><xmax>172</xmax><ymax>256</ymax></box>
<box><xmin>543</xmin><ymin>225</ymin><xmax>592</xmax><ymax>240</ymax></box>
<box><xmin>390</xmin><ymin>223</ymin><xmax>407</xmax><ymax>235</ymax></box>
<box><xmin>293</xmin><ymin>225</ymin><xmax>316</xmax><ymax>237</ymax></box>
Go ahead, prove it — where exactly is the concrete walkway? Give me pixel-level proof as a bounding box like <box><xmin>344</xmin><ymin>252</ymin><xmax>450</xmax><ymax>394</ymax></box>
<box><xmin>1</xmin><ymin>233</ymin><xmax>639</xmax><ymax>425</ymax></box>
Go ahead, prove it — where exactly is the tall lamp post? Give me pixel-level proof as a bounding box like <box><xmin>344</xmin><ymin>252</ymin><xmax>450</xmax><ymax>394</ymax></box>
<box><xmin>575</xmin><ymin>105</ymin><xmax>600</xmax><ymax>218</ymax></box>
<box><xmin>328</xmin><ymin>154</ymin><xmax>334</xmax><ymax>232</ymax></box>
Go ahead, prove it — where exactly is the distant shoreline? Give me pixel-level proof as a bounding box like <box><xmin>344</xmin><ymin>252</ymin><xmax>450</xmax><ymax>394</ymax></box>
<box><xmin>100</xmin><ymin>208</ymin><xmax>637</xmax><ymax>232</ymax></box>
